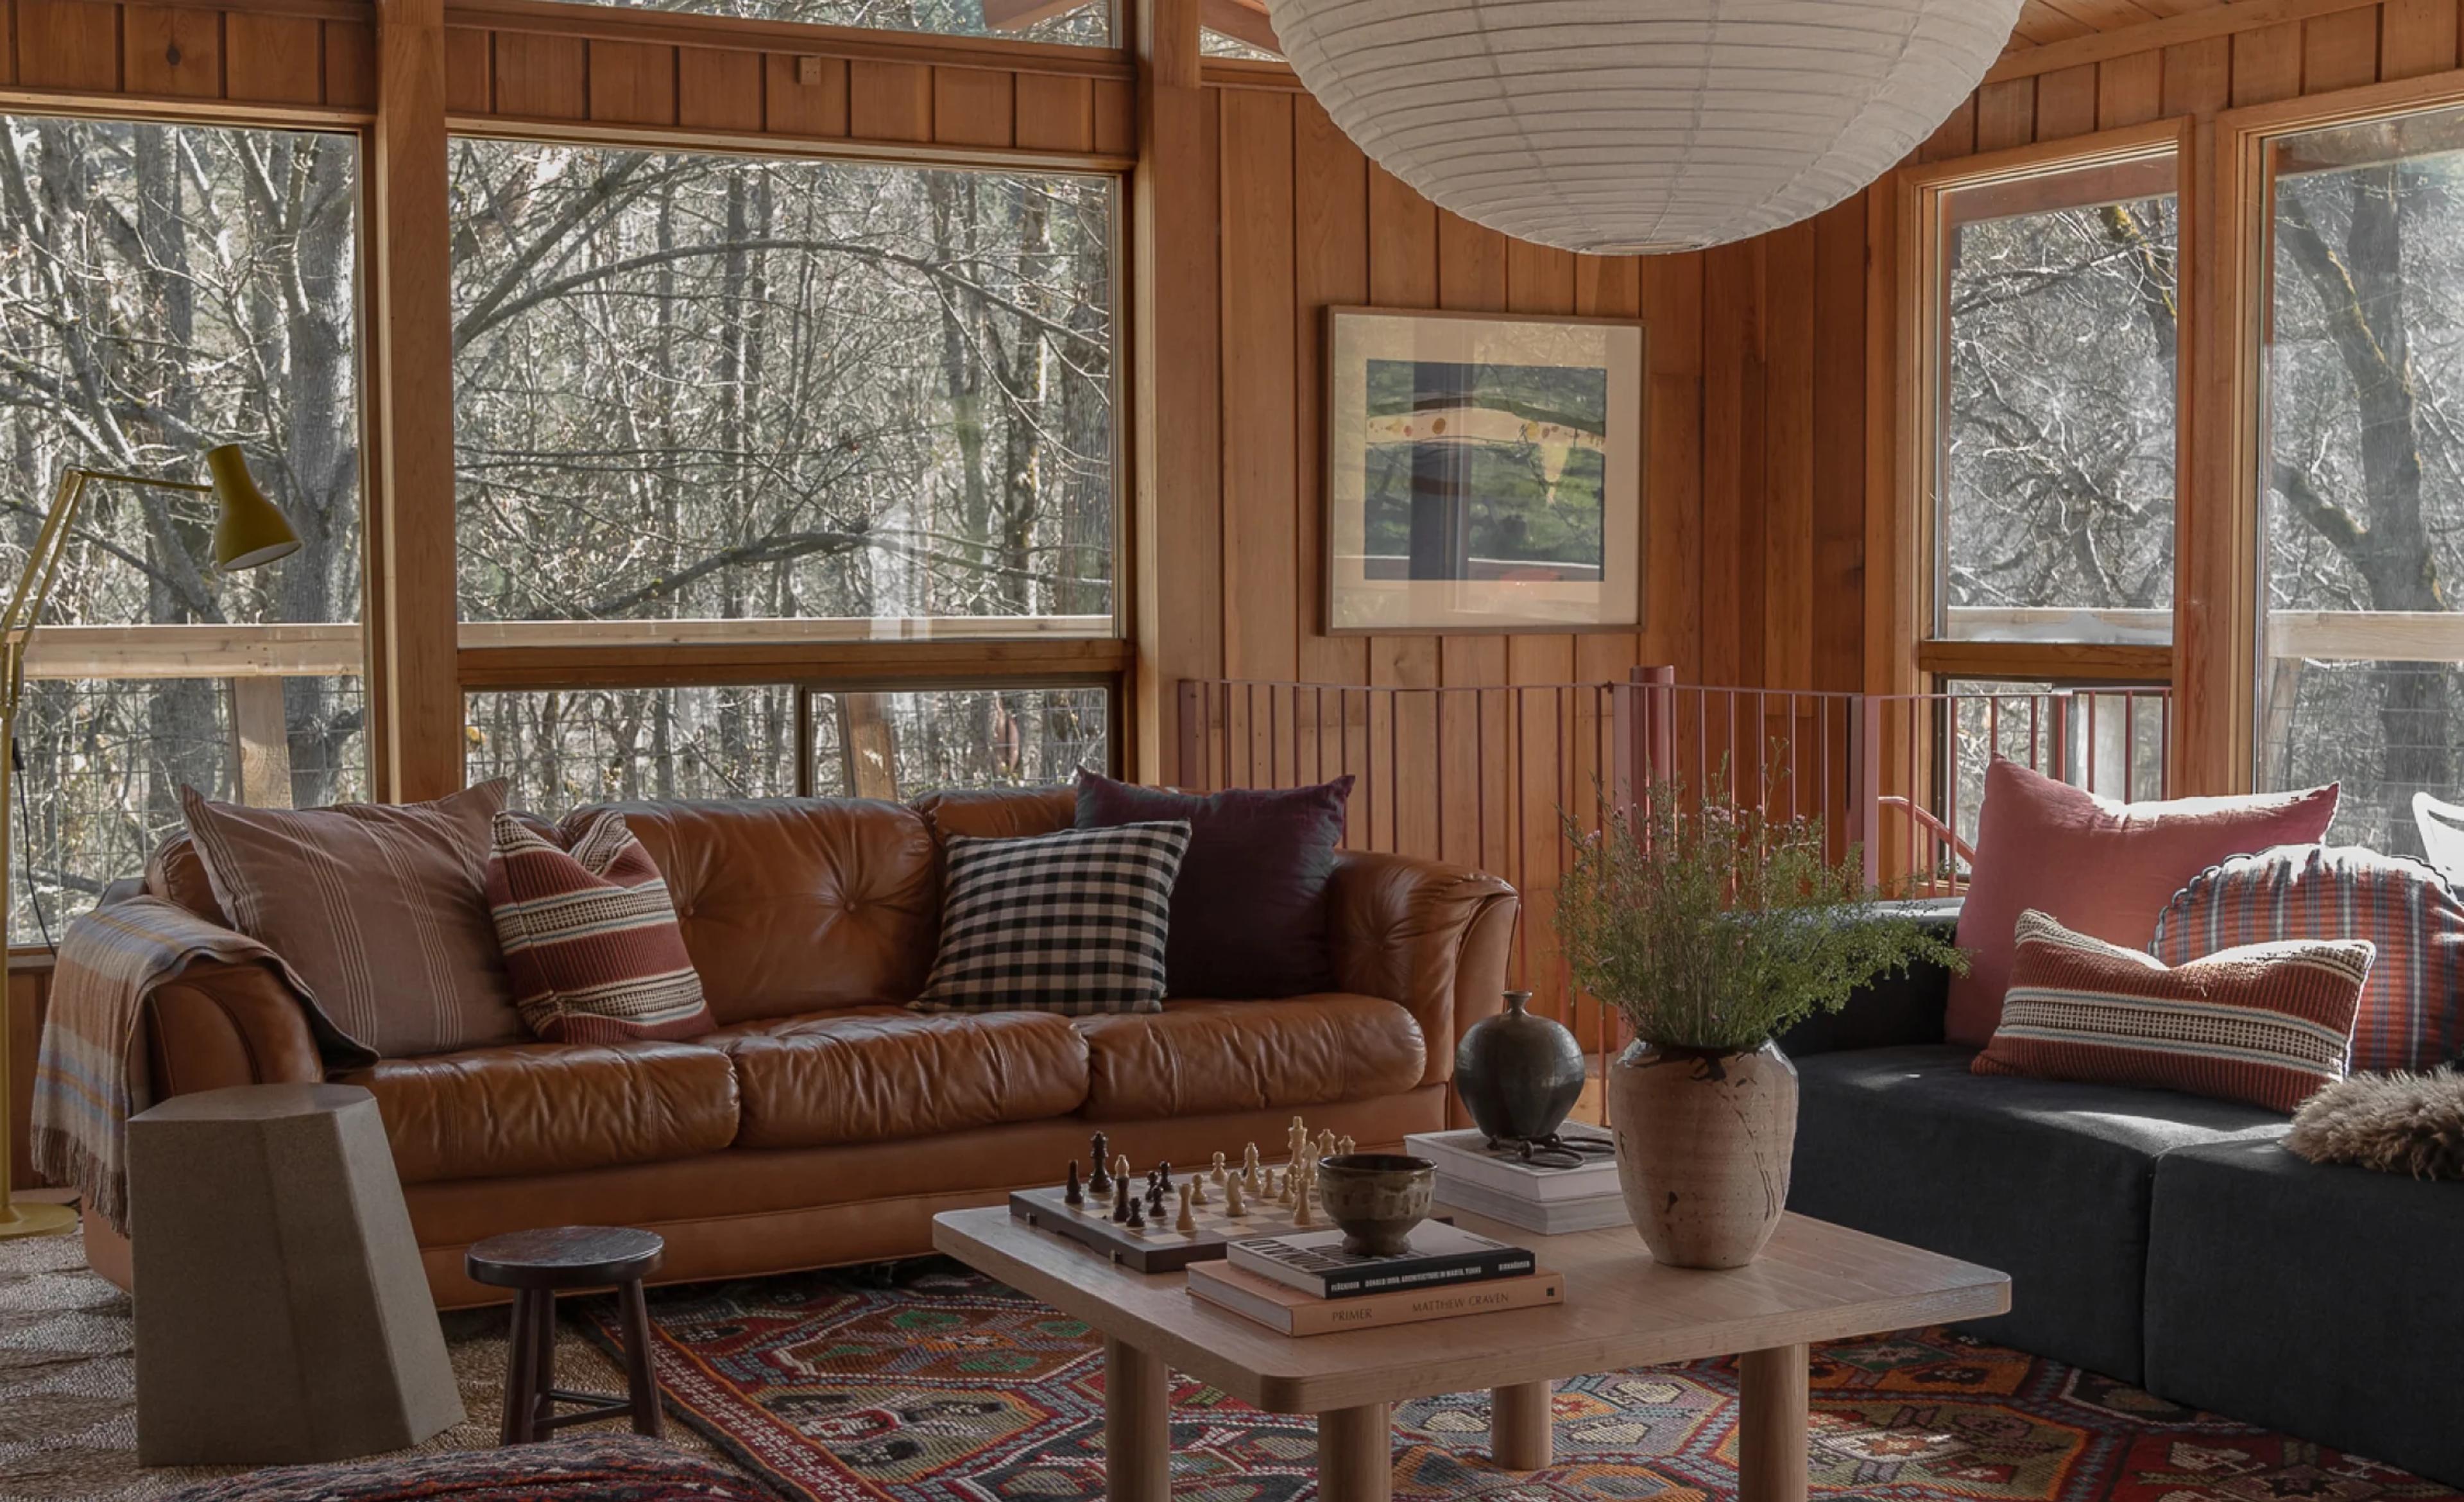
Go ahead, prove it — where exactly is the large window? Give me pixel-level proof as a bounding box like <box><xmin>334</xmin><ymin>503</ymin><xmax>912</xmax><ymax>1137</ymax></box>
<box><xmin>1931</xmin><ymin>148</ymin><xmax>2181</xmax><ymax>649</ymax></box>
<box><xmin>2257</xmin><ymin>103</ymin><xmax>2464</xmax><ymax>854</ymax></box>
<box><xmin>0</xmin><ymin>115</ymin><xmax>364</xmax><ymax>940</ymax></box>
<box><xmin>449</xmin><ymin>140</ymin><xmax>1116</xmax><ymax>635</ymax></box>
<box><xmin>581</xmin><ymin>0</ymin><xmax>1108</xmax><ymax>45</ymax></box>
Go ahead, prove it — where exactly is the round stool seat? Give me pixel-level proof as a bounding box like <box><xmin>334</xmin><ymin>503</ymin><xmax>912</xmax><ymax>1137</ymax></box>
<box><xmin>467</xmin><ymin>1226</ymin><xmax>664</xmax><ymax>1291</ymax></box>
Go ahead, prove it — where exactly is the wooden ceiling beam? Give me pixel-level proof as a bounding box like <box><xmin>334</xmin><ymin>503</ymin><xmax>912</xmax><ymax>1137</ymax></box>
<box><xmin>1201</xmin><ymin>0</ymin><xmax>1279</xmax><ymax>55</ymax></box>
<box><xmin>1987</xmin><ymin>0</ymin><xmax>2380</xmax><ymax>81</ymax></box>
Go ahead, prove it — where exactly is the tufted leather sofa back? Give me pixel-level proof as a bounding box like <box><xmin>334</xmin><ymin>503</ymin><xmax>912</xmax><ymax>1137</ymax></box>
<box><xmin>583</xmin><ymin>797</ymin><xmax>942</xmax><ymax>1023</ymax></box>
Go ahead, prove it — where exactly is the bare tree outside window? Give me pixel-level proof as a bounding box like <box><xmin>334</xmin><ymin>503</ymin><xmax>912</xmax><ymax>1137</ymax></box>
<box><xmin>0</xmin><ymin>115</ymin><xmax>366</xmax><ymax>941</ymax></box>
<box><xmin>2261</xmin><ymin>106</ymin><xmax>2464</xmax><ymax>856</ymax></box>
<box><xmin>1938</xmin><ymin>156</ymin><xmax>2180</xmax><ymax>647</ymax></box>
<box><xmin>583</xmin><ymin>0</ymin><xmax>1107</xmax><ymax>43</ymax></box>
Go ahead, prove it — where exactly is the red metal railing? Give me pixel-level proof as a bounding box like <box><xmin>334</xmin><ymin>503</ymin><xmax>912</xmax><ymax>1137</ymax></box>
<box><xmin>1176</xmin><ymin>670</ymin><xmax>2174</xmax><ymax>1060</ymax></box>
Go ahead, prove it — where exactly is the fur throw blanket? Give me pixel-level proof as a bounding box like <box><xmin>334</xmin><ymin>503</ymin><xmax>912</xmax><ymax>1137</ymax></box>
<box><xmin>2286</xmin><ymin>1067</ymin><xmax>2464</xmax><ymax>1180</ymax></box>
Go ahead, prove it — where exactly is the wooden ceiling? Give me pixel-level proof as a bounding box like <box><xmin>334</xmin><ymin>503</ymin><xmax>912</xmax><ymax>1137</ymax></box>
<box><xmin>2007</xmin><ymin>0</ymin><xmax>2243</xmax><ymax>50</ymax></box>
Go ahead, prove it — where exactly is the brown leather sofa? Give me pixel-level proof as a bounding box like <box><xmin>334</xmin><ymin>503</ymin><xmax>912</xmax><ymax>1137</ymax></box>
<box><xmin>83</xmin><ymin>786</ymin><xmax>1519</xmax><ymax>1308</ymax></box>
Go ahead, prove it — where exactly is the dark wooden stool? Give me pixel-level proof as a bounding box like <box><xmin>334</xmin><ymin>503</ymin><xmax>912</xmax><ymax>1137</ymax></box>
<box><xmin>466</xmin><ymin>1225</ymin><xmax>665</xmax><ymax>1444</ymax></box>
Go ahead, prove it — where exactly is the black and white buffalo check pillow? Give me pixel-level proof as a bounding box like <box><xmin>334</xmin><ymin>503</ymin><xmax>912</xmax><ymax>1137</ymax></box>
<box><xmin>911</xmin><ymin>820</ymin><xmax>1192</xmax><ymax>1015</ymax></box>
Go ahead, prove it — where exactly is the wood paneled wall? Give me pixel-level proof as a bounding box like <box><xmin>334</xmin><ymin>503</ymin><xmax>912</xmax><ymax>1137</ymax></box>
<box><xmin>0</xmin><ymin>0</ymin><xmax>1134</xmax><ymax>164</ymax></box>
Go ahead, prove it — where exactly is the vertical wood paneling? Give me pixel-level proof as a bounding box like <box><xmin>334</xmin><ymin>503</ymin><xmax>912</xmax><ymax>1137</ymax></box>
<box><xmin>2033</xmin><ymin>62</ymin><xmax>2100</xmax><ymax>139</ymax></box>
<box><xmin>2303</xmin><ymin>6</ymin><xmax>2382</xmax><ymax>92</ymax></box>
<box><xmin>1218</xmin><ymin>86</ymin><xmax>1299</xmax><ymax>757</ymax></box>
<box><xmin>492</xmin><ymin>31</ymin><xmax>584</xmax><ymax>118</ymax></box>
<box><xmin>322</xmin><ymin>17</ymin><xmax>373</xmax><ymax>108</ymax></box>
<box><xmin>1761</xmin><ymin>219</ymin><xmax>1816</xmax><ymax>696</ymax></box>
<box><xmin>765</xmin><ymin>53</ymin><xmax>848</xmax><ymax>137</ymax></box>
<box><xmin>1093</xmin><ymin>76</ymin><xmax>1134</xmax><ymax>156</ymax></box>
<box><xmin>586</xmin><ymin>38</ymin><xmax>675</xmax><ymax>126</ymax></box>
<box><xmin>1921</xmin><ymin>96</ymin><xmax>1978</xmax><ymax>162</ymax></box>
<box><xmin>2232</xmin><ymin>21</ymin><xmax>2306</xmax><ymax>106</ymax></box>
<box><xmin>124</xmin><ymin>4</ymin><xmax>218</xmax><ymax>98</ymax></box>
<box><xmin>2381</xmin><ymin>0</ymin><xmax>2461</xmax><ymax>78</ymax></box>
<box><xmin>441</xmin><ymin>25</ymin><xmax>490</xmax><ymax>113</ymax></box>
<box><xmin>19</xmin><ymin>0</ymin><xmax>121</xmax><ymax>91</ymax></box>
<box><xmin>930</xmin><ymin>64</ymin><xmax>1013</xmax><ymax>148</ymax></box>
<box><xmin>1811</xmin><ymin>195</ymin><xmax>1867</xmax><ymax>703</ymax></box>
<box><xmin>2096</xmin><ymin>49</ymin><xmax>2164</xmax><ymax>128</ymax></box>
<box><xmin>1701</xmin><ymin>241</ymin><xmax>1757</xmax><ymax>692</ymax></box>
<box><xmin>1433</xmin><ymin>207</ymin><xmax>1509</xmax><ymax>874</ymax></box>
<box><xmin>1014</xmin><ymin>71</ymin><xmax>1093</xmax><ymax>152</ymax></box>
<box><xmin>848</xmin><ymin>57</ymin><xmax>930</xmax><ymax>141</ymax></box>
<box><xmin>2163</xmin><ymin>34</ymin><xmax>2233</xmax><ymax>116</ymax></box>
<box><xmin>677</xmin><ymin>45</ymin><xmax>759</xmax><ymax>132</ymax></box>
<box><xmin>1974</xmin><ymin>77</ymin><xmax>2035</xmax><ymax>151</ymax></box>
<box><xmin>1364</xmin><ymin>162</ymin><xmax>1438</xmax><ymax>854</ymax></box>
<box><xmin>1643</xmin><ymin>249</ymin><xmax>1704</xmax><ymax>684</ymax></box>
<box><xmin>227</xmin><ymin>10</ymin><xmax>320</xmax><ymax>104</ymax></box>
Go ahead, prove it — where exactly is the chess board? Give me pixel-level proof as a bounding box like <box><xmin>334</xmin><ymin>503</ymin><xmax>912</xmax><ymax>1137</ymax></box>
<box><xmin>1007</xmin><ymin>1184</ymin><xmax>1287</xmax><ymax>1273</ymax></box>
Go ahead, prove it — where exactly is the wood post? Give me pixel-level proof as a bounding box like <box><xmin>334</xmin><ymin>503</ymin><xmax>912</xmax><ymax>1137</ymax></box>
<box><xmin>366</xmin><ymin>0</ymin><xmax>466</xmax><ymax>803</ymax></box>
<box><xmin>1736</xmin><ymin>1343</ymin><xmax>1810</xmax><ymax>1502</ymax></box>
<box><xmin>228</xmin><ymin>676</ymin><xmax>293</xmax><ymax>807</ymax></box>
<box><xmin>1317</xmin><ymin>1403</ymin><xmax>1394</xmax><ymax>1502</ymax></box>
<box><xmin>1102</xmin><ymin>1334</ymin><xmax>1171</xmax><ymax>1502</ymax></box>
<box><xmin>1129</xmin><ymin>0</ymin><xmax>1222</xmax><ymax>779</ymax></box>
<box><xmin>1490</xmin><ymin>1380</ymin><xmax>1553</xmax><ymax>1470</ymax></box>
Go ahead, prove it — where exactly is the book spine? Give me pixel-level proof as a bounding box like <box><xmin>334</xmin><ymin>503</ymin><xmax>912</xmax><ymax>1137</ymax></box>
<box><xmin>1319</xmin><ymin>1250</ymin><xmax>1536</xmax><ymax>1299</ymax></box>
<box><xmin>1284</xmin><ymin>1274</ymin><xmax>1561</xmax><ymax>1335</ymax></box>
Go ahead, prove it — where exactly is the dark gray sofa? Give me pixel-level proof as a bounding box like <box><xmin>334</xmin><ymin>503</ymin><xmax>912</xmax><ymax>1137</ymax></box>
<box><xmin>1780</xmin><ymin>902</ymin><xmax>2464</xmax><ymax>1486</ymax></box>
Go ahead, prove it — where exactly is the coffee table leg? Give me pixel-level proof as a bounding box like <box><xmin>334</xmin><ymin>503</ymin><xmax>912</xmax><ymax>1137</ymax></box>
<box><xmin>1491</xmin><ymin>1381</ymin><xmax>1553</xmax><ymax>1470</ymax></box>
<box><xmin>1318</xmin><ymin>1402</ymin><xmax>1393</xmax><ymax>1502</ymax></box>
<box><xmin>1104</xmin><ymin>1336</ymin><xmax>1170</xmax><ymax>1502</ymax></box>
<box><xmin>1737</xmin><ymin>1343</ymin><xmax>1810</xmax><ymax>1502</ymax></box>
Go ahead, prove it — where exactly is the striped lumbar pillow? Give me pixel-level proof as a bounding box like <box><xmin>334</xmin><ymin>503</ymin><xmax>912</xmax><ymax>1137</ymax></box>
<box><xmin>1972</xmin><ymin>908</ymin><xmax>2374</xmax><ymax>1114</ymax></box>
<box><xmin>486</xmin><ymin>810</ymin><xmax>712</xmax><ymax>1043</ymax></box>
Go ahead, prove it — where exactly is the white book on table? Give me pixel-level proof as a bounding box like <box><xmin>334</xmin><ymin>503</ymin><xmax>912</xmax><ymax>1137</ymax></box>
<box><xmin>1430</xmin><ymin>1176</ymin><xmax>1634</xmax><ymax>1236</ymax></box>
<box><xmin>1404</xmin><ymin>1121</ymin><xmax>1618</xmax><ymax>1204</ymax></box>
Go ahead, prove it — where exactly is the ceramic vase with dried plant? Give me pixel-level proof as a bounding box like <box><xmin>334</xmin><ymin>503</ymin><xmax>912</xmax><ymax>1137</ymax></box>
<box><xmin>1557</xmin><ymin>771</ymin><xmax>1965</xmax><ymax>1270</ymax></box>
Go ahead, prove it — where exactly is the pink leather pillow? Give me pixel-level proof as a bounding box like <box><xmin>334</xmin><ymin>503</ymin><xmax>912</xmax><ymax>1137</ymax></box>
<box><xmin>1947</xmin><ymin>759</ymin><xmax>2338</xmax><ymax>1046</ymax></box>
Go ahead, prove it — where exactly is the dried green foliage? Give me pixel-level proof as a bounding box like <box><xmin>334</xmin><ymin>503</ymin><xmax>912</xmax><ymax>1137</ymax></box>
<box><xmin>1555</xmin><ymin>773</ymin><xmax>1967</xmax><ymax>1054</ymax></box>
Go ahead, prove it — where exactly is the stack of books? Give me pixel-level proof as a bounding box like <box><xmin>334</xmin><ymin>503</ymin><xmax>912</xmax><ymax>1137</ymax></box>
<box><xmin>1405</xmin><ymin>1122</ymin><xmax>1628</xmax><ymax>1234</ymax></box>
<box><xmin>1186</xmin><ymin>1222</ymin><xmax>1561</xmax><ymax>1336</ymax></box>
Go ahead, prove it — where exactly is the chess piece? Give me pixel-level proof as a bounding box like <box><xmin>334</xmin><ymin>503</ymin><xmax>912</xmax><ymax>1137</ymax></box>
<box><xmin>1176</xmin><ymin>1184</ymin><xmax>1196</xmax><ymax>1234</ymax></box>
<box><xmin>1276</xmin><ymin>1168</ymin><xmax>1294</xmax><ymax>1205</ymax></box>
<box><xmin>1112</xmin><ymin>1177</ymin><xmax>1131</xmax><ymax>1223</ymax></box>
<box><xmin>1242</xmin><ymin>1143</ymin><xmax>1262</xmax><ymax>1191</ymax></box>
<box><xmin>1113</xmin><ymin>1154</ymin><xmax>1131</xmax><ymax>1182</ymax></box>
<box><xmin>1065</xmin><ymin>1161</ymin><xmax>1084</xmax><ymax>1209</ymax></box>
<box><xmin>1088</xmin><ymin>1135</ymin><xmax>1113</xmax><ymax>1196</ymax></box>
<box><xmin>1190</xmin><ymin>1174</ymin><xmax>1209</xmax><ymax>1207</ymax></box>
<box><xmin>1210</xmin><ymin>1152</ymin><xmax>1228</xmax><ymax>1186</ymax></box>
<box><xmin>1337</xmin><ymin>1135</ymin><xmax>1356</xmax><ymax>1157</ymax></box>
<box><xmin>1292</xmin><ymin>1168</ymin><xmax>1315</xmax><ymax>1228</ymax></box>
<box><xmin>1147</xmin><ymin>1178</ymin><xmax>1167</xmax><ymax>1217</ymax></box>
<box><xmin>1225</xmin><ymin>1177</ymin><xmax>1246</xmax><ymax>1216</ymax></box>
<box><xmin>1126</xmin><ymin>1196</ymin><xmax>1146</xmax><ymax>1232</ymax></box>
<box><xmin>1157</xmin><ymin>1161</ymin><xmax>1174</xmax><ymax>1191</ymax></box>
<box><xmin>1316</xmin><ymin>1129</ymin><xmax>1337</xmax><ymax>1162</ymax></box>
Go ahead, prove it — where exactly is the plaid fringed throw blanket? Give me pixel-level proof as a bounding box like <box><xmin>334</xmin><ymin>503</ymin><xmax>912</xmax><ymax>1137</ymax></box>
<box><xmin>31</xmin><ymin>895</ymin><xmax>329</xmax><ymax>1232</ymax></box>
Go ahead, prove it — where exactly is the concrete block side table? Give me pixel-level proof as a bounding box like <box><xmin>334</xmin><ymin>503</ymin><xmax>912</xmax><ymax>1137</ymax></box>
<box><xmin>128</xmin><ymin>1082</ymin><xmax>464</xmax><ymax>1465</ymax></box>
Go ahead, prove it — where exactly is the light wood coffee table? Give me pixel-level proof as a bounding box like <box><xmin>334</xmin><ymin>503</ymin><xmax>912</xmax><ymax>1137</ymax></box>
<box><xmin>934</xmin><ymin>1206</ymin><xmax>2007</xmax><ymax>1502</ymax></box>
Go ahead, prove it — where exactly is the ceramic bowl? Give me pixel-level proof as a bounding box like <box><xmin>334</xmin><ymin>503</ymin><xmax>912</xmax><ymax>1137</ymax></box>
<box><xmin>1315</xmin><ymin>1153</ymin><xmax>1435</xmax><ymax>1256</ymax></box>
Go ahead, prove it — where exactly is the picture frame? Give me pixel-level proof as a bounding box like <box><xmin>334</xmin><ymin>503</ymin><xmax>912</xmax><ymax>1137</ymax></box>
<box><xmin>1322</xmin><ymin>306</ymin><xmax>1646</xmax><ymax>635</ymax></box>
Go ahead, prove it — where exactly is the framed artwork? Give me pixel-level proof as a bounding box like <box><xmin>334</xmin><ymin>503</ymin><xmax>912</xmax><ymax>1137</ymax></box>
<box><xmin>1324</xmin><ymin>306</ymin><xmax>1645</xmax><ymax>635</ymax></box>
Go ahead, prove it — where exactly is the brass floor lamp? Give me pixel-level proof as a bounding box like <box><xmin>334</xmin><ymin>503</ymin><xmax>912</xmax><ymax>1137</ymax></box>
<box><xmin>0</xmin><ymin>445</ymin><xmax>298</xmax><ymax>1239</ymax></box>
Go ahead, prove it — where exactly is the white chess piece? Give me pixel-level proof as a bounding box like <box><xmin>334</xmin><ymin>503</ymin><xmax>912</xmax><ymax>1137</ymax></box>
<box><xmin>1191</xmin><ymin>1174</ymin><xmax>1210</xmax><ymax>1207</ymax></box>
<box><xmin>1210</xmin><ymin>1152</ymin><xmax>1228</xmax><ymax>1186</ymax></box>
<box><xmin>1177</xmin><ymin>1183</ymin><xmax>1197</xmax><ymax>1234</ymax></box>
<box><xmin>1225</xmin><ymin>1177</ymin><xmax>1247</xmax><ymax>1216</ymax></box>
<box><xmin>1291</xmin><ymin>1166</ymin><xmax>1315</xmax><ymax>1228</ymax></box>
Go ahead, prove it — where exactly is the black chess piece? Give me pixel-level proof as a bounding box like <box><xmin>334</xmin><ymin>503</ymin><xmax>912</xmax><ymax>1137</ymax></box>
<box><xmin>1064</xmin><ymin>1161</ymin><xmax>1083</xmax><ymax>1207</ymax></box>
<box><xmin>1156</xmin><ymin>1161</ymin><xmax>1173</xmax><ymax>1190</ymax></box>
<box><xmin>1111</xmin><ymin>1177</ymin><xmax>1131</xmax><ymax>1223</ymax></box>
<box><xmin>1145</xmin><ymin>1178</ymin><xmax>1167</xmax><ymax>1216</ymax></box>
<box><xmin>1125</xmin><ymin>1196</ymin><xmax>1146</xmax><ymax>1231</ymax></box>
<box><xmin>1088</xmin><ymin>1134</ymin><xmax>1113</xmax><ymax>1195</ymax></box>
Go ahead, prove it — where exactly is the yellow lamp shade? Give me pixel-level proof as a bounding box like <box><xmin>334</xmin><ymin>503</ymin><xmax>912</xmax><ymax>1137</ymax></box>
<box><xmin>205</xmin><ymin>444</ymin><xmax>300</xmax><ymax>571</ymax></box>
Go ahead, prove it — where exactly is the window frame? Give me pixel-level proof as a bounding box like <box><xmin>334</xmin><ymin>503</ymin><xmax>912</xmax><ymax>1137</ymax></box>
<box><xmin>2200</xmin><ymin>71</ymin><xmax>2464</xmax><ymax>797</ymax></box>
<box><xmin>1895</xmin><ymin>117</ymin><xmax>2195</xmax><ymax>700</ymax></box>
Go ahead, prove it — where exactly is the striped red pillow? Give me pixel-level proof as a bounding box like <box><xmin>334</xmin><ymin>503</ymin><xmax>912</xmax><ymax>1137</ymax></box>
<box><xmin>1972</xmin><ymin>909</ymin><xmax>2373</xmax><ymax>1114</ymax></box>
<box><xmin>486</xmin><ymin>810</ymin><xmax>712</xmax><ymax>1043</ymax></box>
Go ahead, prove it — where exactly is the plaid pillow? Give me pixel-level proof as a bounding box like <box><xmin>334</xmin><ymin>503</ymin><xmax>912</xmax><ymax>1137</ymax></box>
<box><xmin>912</xmin><ymin>820</ymin><xmax>1191</xmax><ymax>1015</ymax></box>
<box><xmin>486</xmin><ymin>810</ymin><xmax>713</xmax><ymax>1043</ymax></box>
<box><xmin>2153</xmin><ymin>845</ymin><xmax>2463</xmax><ymax>1072</ymax></box>
<box><xmin>1975</xmin><ymin>908</ymin><xmax>2372</xmax><ymax>1114</ymax></box>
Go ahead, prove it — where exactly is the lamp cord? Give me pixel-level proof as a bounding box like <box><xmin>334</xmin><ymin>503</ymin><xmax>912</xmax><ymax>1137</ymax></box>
<box><xmin>12</xmin><ymin>740</ymin><xmax>53</xmax><ymax>955</ymax></box>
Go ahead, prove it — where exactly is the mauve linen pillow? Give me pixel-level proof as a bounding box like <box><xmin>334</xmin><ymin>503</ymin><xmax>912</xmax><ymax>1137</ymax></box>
<box><xmin>1946</xmin><ymin>759</ymin><xmax>2338</xmax><ymax>1047</ymax></box>
<box><xmin>1075</xmin><ymin>772</ymin><xmax>1353</xmax><ymax>999</ymax></box>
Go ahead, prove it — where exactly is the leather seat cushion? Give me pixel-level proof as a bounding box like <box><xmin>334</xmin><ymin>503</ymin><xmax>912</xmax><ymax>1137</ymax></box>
<box><xmin>338</xmin><ymin>1040</ymin><xmax>738</xmax><ymax>1184</ymax></box>
<box><xmin>1075</xmin><ymin>996</ymin><xmax>1426</xmax><ymax>1121</ymax></box>
<box><xmin>712</xmin><ymin>1008</ymin><xmax>1090</xmax><ymax>1148</ymax></box>
<box><xmin>588</xmin><ymin>799</ymin><xmax>941</xmax><ymax>1024</ymax></box>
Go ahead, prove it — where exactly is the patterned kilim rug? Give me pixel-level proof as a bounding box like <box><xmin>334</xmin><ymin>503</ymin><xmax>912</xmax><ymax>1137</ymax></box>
<box><xmin>577</xmin><ymin>1257</ymin><xmax>2463</xmax><ymax>1502</ymax></box>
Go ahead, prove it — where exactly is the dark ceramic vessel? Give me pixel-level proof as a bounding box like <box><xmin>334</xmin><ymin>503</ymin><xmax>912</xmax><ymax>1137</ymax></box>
<box><xmin>1453</xmin><ymin>990</ymin><xmax>1587</xmax><ymax>1143</ymax></box>
<box><xmin>1315</xmin><ymin>1153</ymin><xmax>1435</xmax><ymax>1256</ymax></box>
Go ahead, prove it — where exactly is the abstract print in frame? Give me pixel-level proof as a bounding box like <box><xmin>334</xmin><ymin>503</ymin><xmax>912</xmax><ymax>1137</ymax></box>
<box><xmin>1325</xmin><ymin>306</ymin><xmax>1645</xmax><ymax>634</ymax></box>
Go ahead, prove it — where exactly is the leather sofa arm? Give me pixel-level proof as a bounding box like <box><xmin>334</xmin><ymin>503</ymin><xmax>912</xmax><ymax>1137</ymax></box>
<box><xmin>1326</xmin><ymin>850</ymin><xmax>1519</xmax><ymax>1089</ymax></box>
<box><xmin>144</xmin><ymin>959</ymin><xmax>326</xmax><ymax>1097</ymax></box>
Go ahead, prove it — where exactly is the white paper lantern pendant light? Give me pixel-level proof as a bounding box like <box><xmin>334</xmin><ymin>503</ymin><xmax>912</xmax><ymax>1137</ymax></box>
<box><xmin>1264</xmin><ymin>0</ymin><xmax>2025</xmax><ymax>254</ymax></box>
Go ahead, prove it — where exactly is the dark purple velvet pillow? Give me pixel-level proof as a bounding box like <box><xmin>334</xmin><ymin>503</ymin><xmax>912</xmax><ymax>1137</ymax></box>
<box><xmin>1075</xmin><ymin>771</ymin><xmax>1354</xmax><ymax>999</ymax></box>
